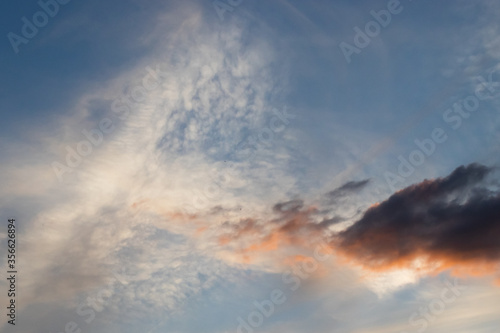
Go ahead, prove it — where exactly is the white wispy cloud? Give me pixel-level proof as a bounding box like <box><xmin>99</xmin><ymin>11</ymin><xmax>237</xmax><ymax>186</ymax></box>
<box><xmin>0</xmin><ymin>2</ymin><xmax>297</xmax><ymax>332</ymax></box>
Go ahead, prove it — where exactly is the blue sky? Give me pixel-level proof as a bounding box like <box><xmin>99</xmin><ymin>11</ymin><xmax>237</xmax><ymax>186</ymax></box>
<box><xmin>1</xmin><ymin>0</ymin><xmax>500</xmax><ymax>332</ymax></box>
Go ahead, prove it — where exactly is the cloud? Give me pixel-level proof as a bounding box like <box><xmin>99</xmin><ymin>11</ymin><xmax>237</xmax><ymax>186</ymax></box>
<box><xmin>216</xmin><ymin>164</ymin><xmax>500</xmax><ymax>289</ymax></box>
<box><xmin>335</xmin><ymin>164</ymin><xmax>500</xmax><ymax>280</ymax></box>
<box><xmin>216</xmin><ymin>199</ymin><xmax>337</xmax><ymax>269</ymax></box>
<box><xmin>0</xmin><ymin>2</ymin><xmax>295</xmax><ymax>331</ymax></box>
<box><xmin>326</xmin><ymin>179</ymin><xmax>370</xmax><ymax>203</ymax></box>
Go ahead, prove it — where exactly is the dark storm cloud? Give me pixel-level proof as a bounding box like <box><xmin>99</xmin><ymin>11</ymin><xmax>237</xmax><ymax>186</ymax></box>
<box><xmin>336</xmin><ymin>164</ymin><xmax>500</xmax><ymax>269</ymax></box>
<box><xmin>221</xmin><ymin>164</ymin><xmax>500</xmax><ymax>277</ymax></box>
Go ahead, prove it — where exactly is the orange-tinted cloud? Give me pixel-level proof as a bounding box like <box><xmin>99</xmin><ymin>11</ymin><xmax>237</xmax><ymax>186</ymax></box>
<box><xmin>137</xmin><ymin>165</ymin><xmax>500</xmax><ymax>284</ymax></box>
<box><xmin>335</xmin><ymin>164</ymin><xmax>500</xmax><ymax>281</ymax></box>
<box><xmin>218</xmin><ymin>201</ymin><xmax>334</xmax><ymax>263</ymax></box>
<box><xmin>219</xmin><ymin>164</ymin><xmax>500</xmax><ymax>284</ymax></box>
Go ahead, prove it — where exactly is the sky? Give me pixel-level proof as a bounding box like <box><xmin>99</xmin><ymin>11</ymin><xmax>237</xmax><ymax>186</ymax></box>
<box><xmin>1</xmin><ymin>0</ymin><xmax>500</xmax><ymax>332</ymax></box>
